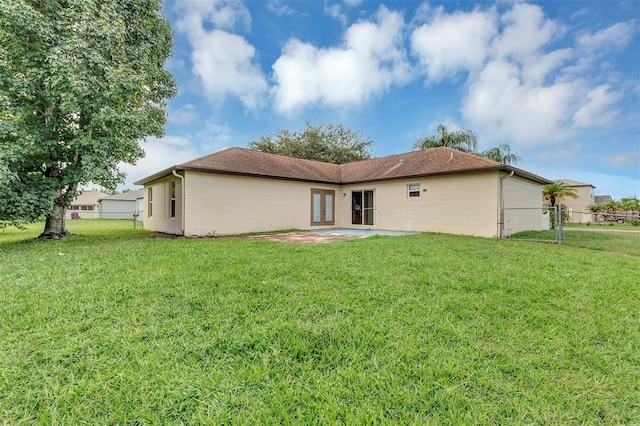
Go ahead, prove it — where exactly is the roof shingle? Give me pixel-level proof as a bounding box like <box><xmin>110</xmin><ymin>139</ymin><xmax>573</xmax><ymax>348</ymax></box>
<box><xmin>134</xmin><ymin>146</ymin><xmax>550</xmax><ymax>185</ymax></box>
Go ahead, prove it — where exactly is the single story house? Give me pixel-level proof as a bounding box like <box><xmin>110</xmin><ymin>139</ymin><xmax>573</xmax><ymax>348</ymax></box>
<box><xmin>98</xmin><ymin>189</ymin><xmax>145</xmax><ymax>220</ymax></box>
<box><xmin>66</xmin><ymin>190</ymin><xmax>108</xmax><ymax>219</ymax></box>
<box><xmin>134</xmin><ymin>147</ymin><xmax>551</xmax><ymax>238</ymax></box>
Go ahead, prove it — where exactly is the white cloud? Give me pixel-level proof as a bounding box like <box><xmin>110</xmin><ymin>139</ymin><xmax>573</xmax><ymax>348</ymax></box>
<box><xmin>414</xmin><ymin>2</ymin><xmax>630</xmax><ymax>147</ymax></box>
<box><xmin>119</xmin><ymin>136</ymin><xmax>200</xmax><ymax>189</ymax></box>
<box><xmin>175</xmin><ymin>0</ymin><xmax>268</xmax><ymax>110</ymax></box>
<box><xmin>578</xmin><ymin>21</ymin><xmax>636</xmax><ymax>52</ymax></box>
<box><xmin>344</xmin><ymin>0</ymin><xmax>362</xmax><ymax>6</ymax></box>
<box><xmin>267</xmin><ymin>0</ymin><xmax>295</xmax><ymax>16</ymax></box>
<box><xmin>602</xmin><ymin>151</ymin><xmax>640</xmax><ymax>170</ymax></box>
<box><xmin>168</xmin><ymin>104</ymin><xmax>198</xmax><ymax>125</ymax></box>
<box><xmin>534</xmin><ymin>143</ymin><xmax>583</xmax><ymax>163</ymax></box>
<box><xmin>492</xmin><ymin>3</ymin><xmax>562</xmax><ymax>62</ymax></box>
<box><xmin>324</xmin><ymin>3</ymin><xmax>347</xmax><ymax>27</ymax></box>
<box><xmin>462</xmin><ymin>60</ymin><xmax>578</xmax><ymax>145</ymax></box>
<box><xmin>272</xmin><ymin>6</ymin><xmax>410</xmax><ymax>114</ymax></box>
<box><xmin>573</xmin><ymin>85</ymin><xmax>621</xmax><ymax>127</ymax></box>
<box><xmin>175</xmin><ymin>0</ymin><xmax>251</xmax><ymax>32</ymax></box>
<box><xmin>410</xmin><ymin>7</ymin><xmax>497</xmax><ymax>81</ymax></box>
<box><xmin>189</xmin><ymin>29</ymin><xmax>268</xmax><ymax>109</ymax></box>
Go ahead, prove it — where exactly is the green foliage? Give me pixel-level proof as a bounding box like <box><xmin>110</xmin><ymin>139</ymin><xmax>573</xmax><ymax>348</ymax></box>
<box><xmin>413</xmin><ymin>124</ymin><xmax>478</xmax><ymax>153</ymax></box>
<box><xmin>413</xmin><ymin>124</ymin><xmax>521</xmax><ymax>165</ymax></box>
<box><xmin>1</xmin><ymin>221</ymin><xmax>639</xmax><ymax>423</ymax></box>
<box><xmin>587</xmin><ymin>203</ymin><xmax>605</xmax><ymax>213</ymax></box>
<box><xmin>480</xmin><ymin>143</ymin><xmax>521</xmax><ymax>165</ymax></box>
<box><xmin>620</xmin><ymin>196</ymin><xmax>640</xmax><ymax>213</ymax></box>
<box><xmin>0</xmin><ymin>0</ymin><xmax>177</xmax><ymax>233</ymax></box>
<box><xmin>248</xmin><ymin>121</ymin><xmax>374</xmax><ymax>164</ymax></box>
<box><xmin>543</xmin><ymin>180</ymin><xmax>579</xmax><ymax>207</ymax></box>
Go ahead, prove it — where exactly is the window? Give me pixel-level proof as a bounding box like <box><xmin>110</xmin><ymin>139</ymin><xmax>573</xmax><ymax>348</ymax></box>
<box><xmin>169</xmin><ymin>181</ymin><xmax>176</xmax><ymax>218</ymax></box>
<box><xmin>147</xmin><ymin>187</ymin><xmax>153</xmax><ymax>218</ymax></box>
<box><xmin>81</xmin><ymin>205</ymin><xmax>94</xmax><ymax>211</ymax></box>
<box><xmin>408</xmin><ymin>183</ymin><xmax>420</xmax><ymax>198</ymax></box>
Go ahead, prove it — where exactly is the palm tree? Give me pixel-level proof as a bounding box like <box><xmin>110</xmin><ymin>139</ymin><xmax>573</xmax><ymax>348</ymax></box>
<box><xmin>542</xmin><ymin>181</ymin><xmax>579</xmax><ymax>207</ymax></box>
<box><xmin>480</xmin><ymin>144</ymin><xmax>521</xmax><ymax>165</ymax></box>
<box><xmin>413</xmin><ymin>124</ymin><xmax>478</xmax><ymax>153</ymax></box>
<box><xmin>413</xmin><ymin>124</ymin><xmax>521</xmax><ymax>165</ymax></box>
<box><xmin>620</xmin><ymin>196</ymin><xmax>640</xmax><ymax>214</ymax></box>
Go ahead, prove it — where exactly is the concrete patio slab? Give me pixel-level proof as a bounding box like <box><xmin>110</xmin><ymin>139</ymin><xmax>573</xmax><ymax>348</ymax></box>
<box><xmin>246</xmin><ymin>229</ymin><xmax>417</xmax><ymax>244</ymax></box>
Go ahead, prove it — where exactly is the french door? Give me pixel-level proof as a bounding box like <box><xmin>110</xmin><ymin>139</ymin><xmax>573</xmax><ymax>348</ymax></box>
<box><xmin>311</xmin><ymin>189</ymin><xmax>335</xmax><ymax>226</ymax></box>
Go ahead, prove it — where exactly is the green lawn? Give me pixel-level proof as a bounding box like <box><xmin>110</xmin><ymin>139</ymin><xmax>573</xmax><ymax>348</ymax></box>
<box><xmin>1</xmin><ymin>221</ymin><xmax>639</xmax><ymax>424</ymax></box>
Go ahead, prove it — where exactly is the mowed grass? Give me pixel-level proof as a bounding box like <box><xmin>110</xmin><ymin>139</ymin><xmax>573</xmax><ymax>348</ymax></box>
<box><xmin>1</xmin><ymin>221</ymin><xmax>639</xmax><ymax>424</ymax></box>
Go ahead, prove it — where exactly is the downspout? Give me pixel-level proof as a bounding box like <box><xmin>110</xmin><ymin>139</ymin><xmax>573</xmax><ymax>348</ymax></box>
<box><xmin>498</xmin><ymin>171</ymin><xmax>515</xmax><ymax>238</ymax></box>
<box><xmin>172</xmin><ymin>170</ymin><xmax>185</xmax><ymax>235</ymax></box>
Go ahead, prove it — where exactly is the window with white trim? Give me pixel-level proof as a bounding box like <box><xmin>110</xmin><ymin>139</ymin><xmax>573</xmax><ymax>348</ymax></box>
<box><xmin>169</xmin><ymin>181</ymin><xmax>176</xmax><ymax>218</ymax></box>
<box><xmin>408</xmin><ymin>183</ymin><xmax>420</xmax><ymax>198</ymax></box>
<box><xmin>147</xmin><ymin>187</ymin><xmax>153</xmax><ymax>218</ymax></box>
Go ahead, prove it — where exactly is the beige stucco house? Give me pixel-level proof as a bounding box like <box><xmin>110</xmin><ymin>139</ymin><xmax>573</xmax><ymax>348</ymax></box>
<box><xmin>66</xmin><ymin>190</ymin><xmax>108</xmax><ymax>220</ymax></box>
<box><xmin>559</xmin><ymin>179</ymin><xmax>596</xmax><ymax>223</ymax></box>
<box><xmin>134</xmin><ymin>147</ymin><xmax>551</xmax><ymax>238</ymax></box>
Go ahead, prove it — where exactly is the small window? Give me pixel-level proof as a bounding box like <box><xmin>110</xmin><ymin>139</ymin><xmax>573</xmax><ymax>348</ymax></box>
<box><xmin>169</xmin><ymin>181</ymin><xmax>176</xmax><ymax>218</ymax></box>
<box><xmin>408</xmin><ymin>183</ymin><xmax>420</xmax><ymax>198</ymax></box>
<box><xmin>147</xmin><ymin>187</ymin><xmax>153</xmax><ymax>218</ymax></box>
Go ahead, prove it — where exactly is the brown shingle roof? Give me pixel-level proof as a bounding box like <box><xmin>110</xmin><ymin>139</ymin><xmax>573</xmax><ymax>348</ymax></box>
<box><xmin>134</xmin><ymin>146</ymin><xmax>550</xmax><ymax>185</ymax></box>
<box><xmin>180</xmin><ymin>147</ymin><xmax>342</xmax><ymax>183</ymax></box>
<box><xmin>341</xmin><ymin>147</ymin><xmax>506</xmax><ymax>183</ymax></box>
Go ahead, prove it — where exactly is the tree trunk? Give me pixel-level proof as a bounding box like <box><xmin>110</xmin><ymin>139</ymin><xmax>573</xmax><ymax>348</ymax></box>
<box><xmin>38</xmin><ymin>203</ymin><xmax>69</xmax><ymax>239</ymax></box>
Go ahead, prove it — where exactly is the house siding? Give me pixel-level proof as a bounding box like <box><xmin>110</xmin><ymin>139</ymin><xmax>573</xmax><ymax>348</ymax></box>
<box><xmin>141</xmin><ymin>170</ymin><xmax>546</xmax><ymax>238</ymax></box>
<box><xmin>143</xmin><ymin>177</ymin><xmax>183</xmax><ymax>235</ymax></box>
<box><xmin>502</xmin><ymin>175</ymin><xmax>550</xmax><ymax>236</ymax></box>
<box><xmin>563</xmin><ymin>185</ymin><xmax>595</xmax><ymax>223</ymax></box>
<box><xmin>183</xmin><ymin>172</ymin><xmax>340</xmax><ymax>236</ymax></box>
<box><xmin>338</xmin><ymin>172</ymin><xmax>500</xmax><ymax>237</ymax></box>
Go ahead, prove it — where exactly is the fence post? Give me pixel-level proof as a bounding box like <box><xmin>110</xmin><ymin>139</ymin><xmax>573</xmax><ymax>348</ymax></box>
<box><xmin>556</xmin><ymin>204</ymin><xmax>563</xmax><ymax>245</ymax></box>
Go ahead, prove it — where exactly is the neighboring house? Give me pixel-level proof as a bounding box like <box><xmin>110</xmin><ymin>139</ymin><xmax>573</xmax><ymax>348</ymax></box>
<box><xmin>98</xmin><ymin>189</ymin><xmax>145</xmax><ymax>219</ymax></box>
<box><xmin>134</xmin><ymin>147</ymin><xmax>551</xmax><ymax>238</ymax></box>
<box><xmin>66</xmin><ymin>190</ymin><xmax>108</xmax><ymax>219</ymax></box>
<box><xmin>559</xmin><ymin>179</ymin><xmax>595</xmax><ymax>223</ymax></box>
<box><xmin>594</xmin><ymin>195</ymin><xmax>612</xmax><ymax>204</ymax></box>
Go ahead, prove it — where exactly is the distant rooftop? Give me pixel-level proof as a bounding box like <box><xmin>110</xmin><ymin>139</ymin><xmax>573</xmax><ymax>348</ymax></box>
<box><xmin>594</xmin><ymin>195</ymin><xmax>612</xmax><ymax>204</ymax></box>
<box><xmin>560</xmin><ymin>179</ymin><xmax>595</xmax><ymax>188</ymax></box>
<box><xmin>71</xmin><ymin>190</ymin><xmax>109</xmax><ymax>205</ymax></box>
<box><xmin>98</xmin><ymin>189</ymin><xmax>144</xmax><ymax>201</ymax></box>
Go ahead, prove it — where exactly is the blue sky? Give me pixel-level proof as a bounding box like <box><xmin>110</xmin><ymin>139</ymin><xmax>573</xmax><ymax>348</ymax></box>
<box><xmin>121</xmin><ymin>0</ymin><xmax>640</xmax><ymax>200</ymax></box>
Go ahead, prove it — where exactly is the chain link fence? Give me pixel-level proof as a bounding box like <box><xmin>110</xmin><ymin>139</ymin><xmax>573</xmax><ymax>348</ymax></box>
<box><xmin>502</xmin><ymin>206</ymin><xmax>563</xmax><ymax>244</ymax></box>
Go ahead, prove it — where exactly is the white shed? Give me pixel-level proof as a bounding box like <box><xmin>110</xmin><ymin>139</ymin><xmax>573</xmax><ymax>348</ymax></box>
<box><xmin>98</xmin><ymin>190</ymin><xmax>144</xmax><ymax>219</ymax></box>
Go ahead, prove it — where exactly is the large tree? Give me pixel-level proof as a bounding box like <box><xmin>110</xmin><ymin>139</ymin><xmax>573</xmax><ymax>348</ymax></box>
<box><xmin>0</xmin><ymin>0</ymin><xmax>177</xmax><ymax>238</ymax></box>
<box><xmin>248</xmin><ymin>122</ymin><xmax>374</xmax><ymax>164</ymax></box>
<box><xmin>413</xmin><ymin>124</ymin><xmax>521</xmax><ymax>165</ymax></box>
